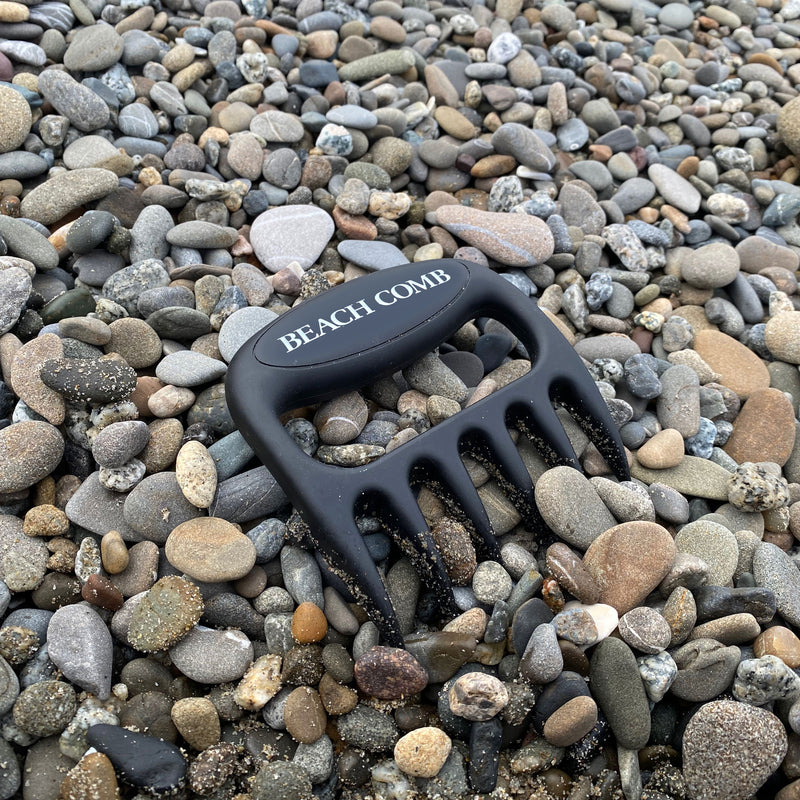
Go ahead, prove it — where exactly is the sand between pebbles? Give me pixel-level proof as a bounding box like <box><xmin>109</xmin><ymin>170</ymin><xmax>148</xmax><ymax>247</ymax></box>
<box><xmin>2</xmin><ymin>0</ymin><xmax>800</xmax><ymax>797</ymax></box>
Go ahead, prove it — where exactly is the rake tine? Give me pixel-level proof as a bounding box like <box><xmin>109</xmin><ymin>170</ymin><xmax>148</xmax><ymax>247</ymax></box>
<box><xmin>435</xmin><ymin>453</ymin><xmax>501</xmax><ymax>562</ymax></box>
<box><xmin>554</xmin><ymin>375</ymin><xmax>630</xmax><ymax>481</ymax></box>
<box><xmin>382</xmin><ymin>488</ymin><xmax>460</xmax><ymax>619</ymax></box>
<box><xmin>477</xmin><ymin>418</ymin><xmax>535</xmax><ymax>508</ymax></box>
<box><xmin>309</xmin><ymin>521</ymin><xmax>404</xmax><ymax>647</ymax></box>
<box><xmin>517</xmin><ymin>391</ymin><xmax>581</xmax><ymax>469</ymax></box>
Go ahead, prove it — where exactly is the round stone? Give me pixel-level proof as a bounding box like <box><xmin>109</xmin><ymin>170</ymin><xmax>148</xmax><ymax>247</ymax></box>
<box><xmin>393</xmin><ymin>727</ymin><xmax>452</xmax><ymax>778</ymax></box>
<box><xmin>127</xmin><ymin>576</ymin><xmax>204</xmax><ymax>653</ymax></box>
<box><xmin>448</xmin><ymin>672</ymin><xmax>509</xmax><ymax>721</ymax></box>
<box><xmin>354</xmin><ymin>646</ymin><xmax>428</xmax><ymax>700</ymax></box>
<box><xmin>291</xmin><ymin>602</ymin><xmax>328</xmax><ymax>644</ymax></box>
<box><xmin>681</xmin><ymin>243</ymin><xmax>740</xmax><ymax>289</ymax></box>
<box><xmin>0</xmin><ymin>421</ymin><xmax>64</xmax><ymax>493</ymax></box>
<box><xmin>683</xmin><ymin>700</ymin><xmax>787</xmax><ymax>800</ymax></box>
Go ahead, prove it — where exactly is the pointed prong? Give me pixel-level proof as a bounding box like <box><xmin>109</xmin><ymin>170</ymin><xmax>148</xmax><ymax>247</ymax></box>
<box><xmin>553</xmin><ymin>375</ymin><xmax>630</xmax><ymax>481</ymax></box>
<box><xmin>475</xmin><ymin>419</ymin><xmax>535</xmax><ymax>507</ymax></box>
<box><xmin>515</xmin><ymin>393</ymin><xmax>581</xmax><ymax>470</ymax></box>
<box><xmin>308</xmin><ymin>520</ymin><xmax>404</xmax><ymax>647</ymax></box>
<box><xmin>381</xmin><ymin>488</ymin><xmax>459</xmax><ymax>619</ymax></box>
<box><xmin>435</xmin><ymin>454</ymin><xmax>501</xmax><ymax>562</ymax></box>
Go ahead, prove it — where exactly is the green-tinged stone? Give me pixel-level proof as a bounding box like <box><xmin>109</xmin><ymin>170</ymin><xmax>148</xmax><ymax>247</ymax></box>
<box><xmin>337</xmin><ymin>50</ymin><xmax>415</xmax><ymax>82</ymax></box>
<box><xmin>40</xmin><ymin>287</ymin><xmax>95</xmax><ymax>325</ymax></box>
<box><xmin>629</xmin><ymin>455</ymin><xmax>731</xmax><ymax>500</ymax></box>
<box><xmin>404</xmin><ymin>632</ymin><xmax>477</xmax><ymax>683</ymax></box>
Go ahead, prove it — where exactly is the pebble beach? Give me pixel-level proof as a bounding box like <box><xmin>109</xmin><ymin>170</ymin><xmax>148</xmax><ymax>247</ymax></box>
<box><xmin>2</xmin><ymin>0</ymin><xmax>800</xmax><ymax>796</ymax></box>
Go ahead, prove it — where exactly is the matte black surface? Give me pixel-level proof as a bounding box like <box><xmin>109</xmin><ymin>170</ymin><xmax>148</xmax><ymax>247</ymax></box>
<box><xmin>227</xmin><ymin>259</ymin><xmax>629</xmax><ymax>647</ymax></box>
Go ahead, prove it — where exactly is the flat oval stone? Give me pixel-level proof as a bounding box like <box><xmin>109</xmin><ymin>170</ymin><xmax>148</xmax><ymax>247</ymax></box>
<box><xmin>175</xmin><ymin>440</ymin><xmax>217</xmax><ymax>509</ymax></box>
<box><xmin>36</xmin><ymin>70</ymin><xmax>110</xmax><ymax>133</ymax></box>
<box><xmin>693</xmin><ymin>329</ymin><xmax>770</xmax><ymax>400</ymax></box>
<box><xmin>10</xmin><ymin>333</ymin><xmax>65</xmax><ymax>425</ymax></box>
<box><xmin>166</xmin><ymin>517</ymin><xmax>257</xmax><ymax>582</ymax></box>
<box><xmin>535</xmin><ymin>467</ymin><xmax>617</xmax><ymax>551</ymax></box>
<box><xmin>47</xmin><ymin>604</ymin><xmax>113</xmax><ymax>699</ymax></box>
<box><xmin>40</xmin><ymin>358</ymin><xmax>137</xmax><ymax>403</ymax></box>
<box><xmin>123</xmin><ymin>472</ymin><xmax>204</xmax><ymax>544</ymax></box>
<box><xmin>19</xmin><ymin>168</ymin><xmax>119</xmax><ymax>225</ymax></box>
<box><xmin>169</xmin><ymin>625</ymin><xmax>254</xmax><ymax>683</ymax></box>
<box><xmin>583</xmin><ymin>521</ymin><xmax>676</xmax><ymax>614</ymax></box>
<box><xmin>723</xmin><ymin>388</ymin><xmax>796</xmax><ymax>466</ymax></box>
<box><xmin>435</xmin><ymin>205</ymin><xmax>554</xmax><ymax>267</ymax></box>
<box><xmin>127</xmin><ymin>575</ymin><xmax>204</xmax><ymax>652</ymax></box>
<box><xmin>589</xmin><ymin>637</ymin><xmax>650</xmax><ymax>749</ymax></box>
<box><xmin>682</xmin><ymin>700</ymin><xmax>787</xmax><ymax>800</ymax></box>
<box><xmin>250</xmin><ymin>205</ymin><xmax>334</xmax><ymax>273</ymax></box>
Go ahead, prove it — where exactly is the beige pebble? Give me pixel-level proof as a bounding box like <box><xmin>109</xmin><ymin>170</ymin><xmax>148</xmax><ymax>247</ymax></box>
<box><xmin>394</xmin><ymin>727</ymin><xmax>452</xmax><ymax>778</ymax></box>
<box><xmin>636</xmin><ymin>428</ymin><xmax>685</xmax><ymax>470</ymax></box>
<box><xmin>175</xmin><ymin>440</ymin><xmax>217</xmax><ymax>509</ymax></box>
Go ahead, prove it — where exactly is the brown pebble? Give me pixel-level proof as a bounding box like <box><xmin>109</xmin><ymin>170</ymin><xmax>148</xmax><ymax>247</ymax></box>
<box><xmin>100</xmin><ymin>530</ymin><xmax>129</xmax><ymax>574</ymax></box>
<box><xmin>292</xmin><ymin>602</ymin><xmax>328</xmax><ymax>643</ymax></box>
<box><xmin>283</xmin><ymin>686</ymin><xmax>327</xmax><ymax>744</ymax></box>
<box><xmin>170</xmin><ymin>697</ymin><xmax>221</xmax><ymax>751</ymax></box>
<box><xmin>754</xmin><ymin>626</ymin><xmax>800</xmax><ymax>668</ymax></box>
<box><xmin>693</xmin><ymin>329</ymin><xmax>770</xmax><ymax>400</ymax></box>
<box><xmin>723</xmin><ymin>388</ymin><xmax>796</xmax><ymax>467</ymax></box>
<box><xmin>583</xmin><ymin>521</ymin><xmax>677</xmax><ymax>615</ymax></box>
<box><xmin>636</xmin><ymin>428</ymin><xmax>685</xmax><ymax>470</ymax></box>
<box><xmin>543</xmin><ymin>695</ymin><xmax>598</xmax><ymax>747</ymax></box>
<box><xmin>59</xmin><ymin>752</ymin><xmax>119</xmax><ymax>800</ymax></box>
<box><xmin>354</xmin><ymin>646</ymin><xmax>428</xmax><ymax>700</ymax></box>
<box><xmin>318</xmin><ymin>672</ymin><xmax>358</xmax><ymax>716</ymax></box>
<box><xmin>232</xmin><ymin>565</ymin><xmax>267</xmax><ymax>598</ymax></box>
<box><xmin>23</xmin><ymin>504</ymin><xmax>69</xmax><ymax>537</ymax></box>
<box><xmin>81</xmin><ymin>573</ymin><xmax>124</xmax><ymax>611</ymax></box>
<box><xmin>394</xmin><ymin>727</ymin><xmax>451</xmax><ymax>778</ymax></box>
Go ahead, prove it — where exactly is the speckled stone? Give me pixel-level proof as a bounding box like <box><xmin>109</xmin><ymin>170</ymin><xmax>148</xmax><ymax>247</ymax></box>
<box><xmin>683</xmin><ymin>700</ymin><xmax>787</xmax><ymax>800</ymax></box>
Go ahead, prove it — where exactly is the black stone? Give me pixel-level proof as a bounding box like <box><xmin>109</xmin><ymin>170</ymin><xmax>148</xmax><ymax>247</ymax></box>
<box><xmin>532</xmin><ymin>671</ymin><xmax>592</xmax><ymax>732</ymax></box>
<box><xmin>693</xmin><ymin>585</ymin><xmax>776</xmax><ymax>625</ymax></box>
<box><xmin>65</xmin><ymin>211</ymin><xmax>116</xmax><ymax>254</ymax></box>
<box><xmin>202</xmin><ymin>593</ymin><xmax>265</xmax><ymax>641</ymax></box>
<box><xmin>439</xmin><ymin>350</ymin><xmax>485</xmax><ymax>387</ymax></box>
<box><xmin>468</xmin><ymin>718</ymin><xmax>502</xmax><ymax>793</ymax></box>
<box><xmin>473</xmin><ymin>333</ymin><xmax>515</xmax><ymax>374</ymax></box>
<box><xmin>511</xmin><ymin>598</ymin><xmax>553</xmax><ymax>656</ymax></box>
<box><xmin>86</xmin><ymin>723</ymin><xmax>186</xmax><ymax>794</ymax></box>
<box><xmin>40</xmin><ymin>358</ymin><xmax>137</xmax><ymax>404</ymax></box>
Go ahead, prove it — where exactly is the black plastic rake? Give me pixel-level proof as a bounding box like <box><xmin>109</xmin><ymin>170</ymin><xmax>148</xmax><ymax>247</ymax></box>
<box><xmin>226</xmin><ymin>259</ymin><xmax>629</xmax><ymax>647</ymax></box>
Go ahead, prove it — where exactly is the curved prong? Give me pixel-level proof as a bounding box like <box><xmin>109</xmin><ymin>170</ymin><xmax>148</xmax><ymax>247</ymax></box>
<box><xmin>433</xmin><ymin>453</ymin><xmax>501</xmax><ymax>562</ymax></box>
<box><xmin>380</xmin><ymin>488</ymin><xmax>459</xmax><ymax>619</ymax></box>
<box><xmin>308</xmin><ymin>519</ymin><xmax>404</xmax><ymax>647</ymax></box>
<box><xmin>474</xmin><ymin>419</ymin><xmax>535</xmax><ymax>508</ymax></box>
<box><xmin>553</xmin><ymin>375</ymin><xmax>630</xmax><ymax>481</ymax></box>
<box><xmin>514</xmin><ymin>391</ymin><xmax>581</xmax><ymax>469</ymax></box>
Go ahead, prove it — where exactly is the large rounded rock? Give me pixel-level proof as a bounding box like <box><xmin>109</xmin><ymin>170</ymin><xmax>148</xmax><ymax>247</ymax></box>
<box><xmin>0</xmin><ymin>85</ymin><xmax>31</xmax><ymax>154</ymax></box>
<box><xmin>778</xmin><ymin>94</ymin><xmax>800</xmax><ymax>155</ymax></box>
<box><xmin>249</xmin><ymin>206</ymin><xmax>334</xmax><ymax>272</ymax></box>
<box><xmin>0</xmin><ymin>421</ymin><xmax>64</xmax><ymax>493</ymax></box>
<box><xmin>683</xmin><ymin>700</ymin><xmax>787</xmax><ymax>800</ymax></box>
<box><xmin>583</xmin><ymin>521</ymin><xmax>676</xmax><ymax>614</ymax></box>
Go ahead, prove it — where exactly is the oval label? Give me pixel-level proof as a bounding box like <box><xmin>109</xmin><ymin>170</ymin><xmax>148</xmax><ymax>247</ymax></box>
<box><xmin>253</xmin><ymin>261</ymin><xmax>469</xmax><ymax>368</ymax></box>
